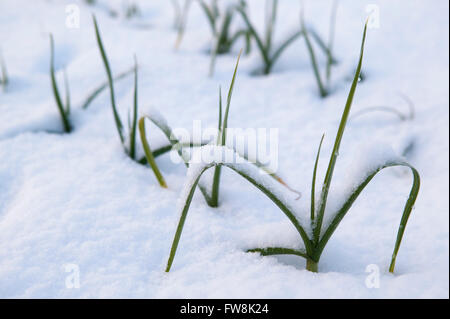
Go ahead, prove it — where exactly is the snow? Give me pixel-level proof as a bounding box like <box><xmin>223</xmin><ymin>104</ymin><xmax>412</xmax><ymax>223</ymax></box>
<box><xmin>0</xmin><ymin>0</ymin><xmax>448</xmax><ymax>298</ymax></box>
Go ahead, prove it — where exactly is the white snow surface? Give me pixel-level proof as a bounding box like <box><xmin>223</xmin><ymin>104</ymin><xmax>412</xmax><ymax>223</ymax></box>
<box><xmin>0</xmin><ymin>0</ymin><xmax>448</xmax><ymax>298</ymax></box>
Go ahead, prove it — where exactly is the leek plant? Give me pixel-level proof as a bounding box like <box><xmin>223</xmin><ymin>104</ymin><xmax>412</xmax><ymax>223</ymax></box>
<box><xmin>49</xmin><ymin>34</ymin><xmax>72</xmax><ymax>133</ymax></box>
<box><xmin>165</xmin><ymin>21</ymin><xmax>420</xmax><ymax>273</ymax></box>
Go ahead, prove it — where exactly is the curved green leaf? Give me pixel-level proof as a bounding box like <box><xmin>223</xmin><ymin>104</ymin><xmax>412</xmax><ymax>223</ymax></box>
<box><xmin>247</xmin><ymin>247</ymin><xmax>309</xmax><ymax>259</ymax></box>
<box><xmin>138</xmin><ymin>117</ymin><xmax>167</xmax><ymax>188</ymax></box>
<box><xmin>314</xmin><ymin>21</ymin><xmax>368</xmax><ymax>244</ymax></box>
<box><xmin>165</xmin><ymin>163</ymin><xmax>214</xmax><ymax>272</ymax></box>
<box><xmin>93</xmin><ymin>15</ymin><xmax>124</xmax><ymax>144</ymax></box>
<box><xmin>315</xmin><ymin>161</ymin><xmax>420</xmax><ymax>273</ymax></box>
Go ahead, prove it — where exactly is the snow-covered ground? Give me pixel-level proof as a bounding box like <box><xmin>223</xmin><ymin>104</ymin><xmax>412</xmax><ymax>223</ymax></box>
<box><xmin>0</xmin><ymin>0</ymin><xmax>448</xmax><ymax>298</ymax></box>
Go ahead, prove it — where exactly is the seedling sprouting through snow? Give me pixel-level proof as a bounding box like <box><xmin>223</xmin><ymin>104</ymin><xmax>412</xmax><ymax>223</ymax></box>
<box><xmin>165</xmin><ymin>21</ymin><xmax>420</xmax><ymax>273</ymax></box>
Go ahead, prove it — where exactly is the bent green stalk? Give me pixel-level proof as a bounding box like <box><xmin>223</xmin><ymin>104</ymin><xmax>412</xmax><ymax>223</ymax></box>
<box><xmin>139</xmin><ymin>117</ymin><xmax>167</xmax><ymax>188</ymax></box>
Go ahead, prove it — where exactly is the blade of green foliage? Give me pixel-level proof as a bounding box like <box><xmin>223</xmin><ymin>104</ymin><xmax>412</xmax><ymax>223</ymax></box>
<box><xmin>138</xmin><ymin>117</ymin><xmax>168</xmax><ymax>188</ymax></box>
<box><xmin>311</xmin><ymin>134</ymin><xmax>325</xmax><ymax>220</ymax></box>
<box><xmin>314</xmin><ymin>21</ymin><xmax>368</xmax><ymax>244</ymax></box>
<box><xmin>49</xmin><ymin>34</ymin><xmax>72</xmax><ymax>133</ymax></box>
<box><xmin>315</xmin><ymin>161</ymin><xmax>420</xmax><ymax>273</ymax></box>
<box><xmin>210</xmin><ymin>87</ymin><xmax>223</xmax><ymax>204</ymax></box>
<box><xmin>93</xmin><ymin>15</ymin><xmax>124</xmax><ymax>144</ymax></box>
<box><xmin>221</xmin><ymin>50</ymin><xmax>241</xmax><ymax>146</ymax></box>
<box><xmin>165</xmin><ymin>164</ymin><xmax>213</xmax><ymax>272</ymax></box>
<box><xmin>152</xmin><ymin>142</ymin><xmax>206</xmax><ymax>158</ymax></box>
<box><xmin>210</xmin><ymin>51</ymin><xmax>241</xmax><ymax>207</ymax></box>
<box><xmin>217</xmin><ymin>86</ymin><xmax>223</xmax><ymax>141</ymax></box>
<box><xmin>301</xmin><ymin>12</ymin><xmax>328</xmax><ymax>97</ymax></box>
<box><xmin>247</xmin><ymin>247</ymin><xmax>308</xmax><ymax>259</ymax></box>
